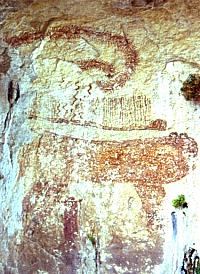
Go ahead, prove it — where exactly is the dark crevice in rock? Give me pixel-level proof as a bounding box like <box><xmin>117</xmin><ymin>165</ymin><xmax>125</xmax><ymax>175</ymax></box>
<box><xmin>3</xmin><ymin>80</ymin><xmax>20</xmax><ymax>134</ymax></box>
<box><xmin>171</xmin><ymin>211</ymin><xmax>177</xmax><ymax>239</ymax></box>
<box><xmin>181</xmin><ymin>247</ymin><xmax>199</xmax><ymax>274</ymax></box>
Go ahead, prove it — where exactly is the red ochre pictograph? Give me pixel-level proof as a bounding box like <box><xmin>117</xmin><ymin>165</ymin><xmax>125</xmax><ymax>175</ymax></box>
<box><xmin>89</xmin><ymin>132</ymin><xmax>198</xmax><ymax>219</ymax></box>
<box><xmin>21</xmin><ymin>132</ymin><xmax>198</xmax><ymax>227</ymax></box>
<box><xmin>63</xmin><ymin>197</ymin><xmax>79</xmax><ymax>245</ymax></box>
<box><xmin>6</xmin><ymin>26</ymin><xmax>168</xmax><ymax>131</ymax></box>
<box><xmin>5</xmin><ymin>25</ymin><xmax>138</xmax><ymax>91</ymax></box>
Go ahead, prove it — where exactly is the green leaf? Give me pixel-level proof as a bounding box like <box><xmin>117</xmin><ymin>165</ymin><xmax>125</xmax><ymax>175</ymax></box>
<box><xmin>172</xmin><ymin>194</ymin><xmax>186</xmax><ymax>209</ymax></box>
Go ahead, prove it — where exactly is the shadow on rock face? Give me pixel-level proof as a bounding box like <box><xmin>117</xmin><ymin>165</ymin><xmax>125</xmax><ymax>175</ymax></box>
<box><xmin>6</xmin><ymin>236</ymin><xmax>79</xmax><ymax>274</ymax></box>
<box><xmin>0</xmin><ymin>49</ymin><xmax>10</xmax><ymax>74</ymax></box>
<box><xmin>106</xmin><ymin>234</ymin><xmax>163</xmax><ymax>274</ymax></box>
<box><xmin>107</xmin><ymin>0</ymin><xmax>167</xmax><ymax>15</ymax></box>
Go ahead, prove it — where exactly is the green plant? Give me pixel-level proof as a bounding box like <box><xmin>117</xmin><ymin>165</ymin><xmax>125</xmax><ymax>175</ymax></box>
<box><xmin>195</xmin><ymin>259</ymin><xmax>200</xmax><ymax>274</ymax></box>
<box><xmin>172</xmin><ymin>194</ymin><xmax>187</xmax><ymax>209</ymax></box>
<box><xmin>181</xmin><ymin>74</ymin><xmax>200</xmax><ymax>101</ymax></box>
<box><xmin>196</xmin><ymin>260</ymin><xmax>200</xmax><ymax>274</ymax></box>
<box><xmin>87</xmin><ymin>234</ymin><xmax>96</xmax><ymax>246</ymax></box>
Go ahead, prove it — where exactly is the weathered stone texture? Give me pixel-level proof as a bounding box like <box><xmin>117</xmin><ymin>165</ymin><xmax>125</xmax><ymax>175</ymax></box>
<box><xmin>1</xmin><ymin>0</ymin><xmax>200</xmax><ymax>273</ymax></box>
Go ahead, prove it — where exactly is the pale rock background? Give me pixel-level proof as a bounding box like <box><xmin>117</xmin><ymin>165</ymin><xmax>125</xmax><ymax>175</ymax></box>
<box><xmin>0</xmin><ymin>0</ymin><xmax>200</xmax><ymax>273</ymax></box>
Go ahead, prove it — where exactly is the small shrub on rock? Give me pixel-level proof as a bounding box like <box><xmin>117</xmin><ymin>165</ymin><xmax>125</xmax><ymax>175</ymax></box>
<box><xmin>172</xmin><ymin>194</ymin><xmax>187</xmax><ymax>209</ymax></box>
<box><xmin>181</xmin><ymin>74</ymin><xmax>200</xmax><ymax>101</ymax></box>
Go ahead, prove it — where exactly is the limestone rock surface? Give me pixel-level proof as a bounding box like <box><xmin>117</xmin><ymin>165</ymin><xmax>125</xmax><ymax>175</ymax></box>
<box><xmin>1</xmin><ymin>0</ymin><xmax>200</xmax><ymax>273</ymax></box>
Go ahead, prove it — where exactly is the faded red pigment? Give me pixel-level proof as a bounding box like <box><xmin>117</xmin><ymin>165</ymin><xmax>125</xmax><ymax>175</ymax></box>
<box><xmin>5</xmin><ymin>25</ymin><xmax>138</xmax><ymax>91</ymax></box>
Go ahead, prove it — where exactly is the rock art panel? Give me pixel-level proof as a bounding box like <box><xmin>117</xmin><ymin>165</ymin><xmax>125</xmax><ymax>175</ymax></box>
<box><xmin>1</xmin><ymin>1</ymin><xmax>200</xmax><ymax>273</ymax></box>
<box><xmin>5</xmin><ymin>25</ymin><xmax>168</xmax><ymax>131</ymax></box>
<box><xmin>5</xmin><ymin>25</ymin><xmax>138</xmax><ymax>91</ymax></box>
<box><xmin>88</xmin><ymin>132</ymin><xmax>198</xmax><ymax>217</ymax></box>
<box><xmin>15</xmin><ymin>131</ymin><xmax>197</xmax><ymax>273</ymax></box>
<box><xmin>19</xmin><ymin>132</ymin><xmax>197</xmax><ymax>229</ymax></box>
<box><xmin>16</xmin><ymin>135</ymin><xmax>81</xmax><ymax>273</ymax></box>
<box><xmin>29</xmin><ymin>92</ymin><xmax>167</xmax><ymax>131</ymax></box>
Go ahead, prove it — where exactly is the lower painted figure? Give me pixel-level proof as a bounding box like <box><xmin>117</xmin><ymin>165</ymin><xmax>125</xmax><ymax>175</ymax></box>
<box><xmin>10</xmin><ymin>132</ymin><xmax>198</xmax><ymax>273</ymax></box>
